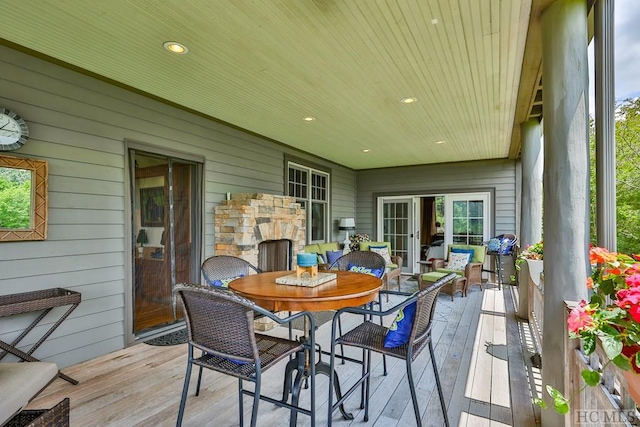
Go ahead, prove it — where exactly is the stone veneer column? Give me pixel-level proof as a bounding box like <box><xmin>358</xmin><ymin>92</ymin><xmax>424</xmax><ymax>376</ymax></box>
<box><xmin>213</xmin><ymin>193</ymin><xmax>306</xmax><ymax>267</ymax></box>
<box><xmin>517</xmin><ymin>119</ymin><xmax>543</xmax><ymax>320</ymax></box>
<box><xmin>541</xmin><ymin>1</ymin><xmax>590</xmax><ymax>425</ymax></box>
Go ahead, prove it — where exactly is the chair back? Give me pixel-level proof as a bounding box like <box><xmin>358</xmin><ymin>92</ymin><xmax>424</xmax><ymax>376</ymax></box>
<box><xmin>175</xmin><ymin>283</ymin><xmax>259</xmax><ymax>364</ymax></box>
<box><xmin>201</xmin><ymin>255</ymin><xmax>261</xmax><ymax>285</ymax></box>
<box><xmin>409</xmin><ymin>273</ymin><xmax>457</xmax><ymax>352</ymax></box>
<box><xmin>445</xmin><ymin>244</ymin><xmax>487</xmax><ymax>264</ymax></box>
<box><xmin>329</xmin><ymin>251</ymin><xmax>387</xmax><ymax>278</ymax></box>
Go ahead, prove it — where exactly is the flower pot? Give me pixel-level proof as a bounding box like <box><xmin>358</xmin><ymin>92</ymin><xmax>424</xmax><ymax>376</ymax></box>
<box><xmin>623</xmin><ymin>369</ymin><xmax>640</xmax><ymax>405</ymax></box>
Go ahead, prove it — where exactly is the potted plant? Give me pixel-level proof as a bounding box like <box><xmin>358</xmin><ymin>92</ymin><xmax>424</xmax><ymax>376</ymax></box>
<box><xmin>516</xmin><ymin>240</ymin><xmax>544</xmax><ymax>266</ymax></box>
<box><xmin>539</xmin><ymin>246</ymin><xmax>640</xmax><ymax>413</ymax></box>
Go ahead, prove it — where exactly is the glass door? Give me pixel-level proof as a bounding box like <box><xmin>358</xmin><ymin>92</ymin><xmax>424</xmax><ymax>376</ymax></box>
<box><xmin>444</xmin><ymin>193</ymin><xmax>490</xmax><ymax>246</ymax></box>
<box><xmin>379</xmin><ymin>198</ymin><xmax>414</xmax><ymax>273</ymax></box>
<box><xmin>131</xmin><ymin>150</ymin><xmax>202</xmax><ymax>335</ymax></box>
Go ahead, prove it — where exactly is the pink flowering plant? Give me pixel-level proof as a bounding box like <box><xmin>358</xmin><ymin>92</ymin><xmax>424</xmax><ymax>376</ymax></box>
<box><xmin>539</xmin><ymin>246</ymin><xmax>640</xmax><ymax>413</ymax></box>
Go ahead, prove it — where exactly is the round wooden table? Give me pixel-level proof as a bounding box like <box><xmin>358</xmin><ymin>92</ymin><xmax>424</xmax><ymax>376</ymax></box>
<box><xmin>229</xmin><ymin>270</ymin><xmax>382</xmax><ymax>424</ymax></box>
<box><xmin>228</xmin><ymin>270</ymin><xmax>382</xmax><ymax>312</ymax></box>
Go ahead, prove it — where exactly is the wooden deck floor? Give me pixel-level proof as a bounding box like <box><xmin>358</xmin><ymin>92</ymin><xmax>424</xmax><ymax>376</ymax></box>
<box><xmin>28</xmin><ymin>280</ymin><xmax>542</xmax><ymax>426</ymax></box>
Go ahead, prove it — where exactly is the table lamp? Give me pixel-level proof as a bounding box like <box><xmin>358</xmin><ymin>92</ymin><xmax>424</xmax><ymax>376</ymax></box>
<box><xmin>339</xmin><ymin>218</ymin><xmax>356</xmax><ymax>248</ymax></box>
<box><xmin>136</xmin><ymin>229</ymin><xmax>149</xmax><ymax>256</ymax></box>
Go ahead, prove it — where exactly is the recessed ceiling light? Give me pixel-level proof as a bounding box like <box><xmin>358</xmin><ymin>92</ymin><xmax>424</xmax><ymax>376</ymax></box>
<box><xmin>400</xmin><ymin>97</ymin><xmax>417</xmax><ymax>104</ymax></box>
<box><xmin>361</xmin><ymin>149</ymin><xmax>371</xmax><ymax>153</ymax></box>
<box><xmin>435</xmin><ymin>140</ymin><xmax>446</xmax><ymax>144</ymax></box>
<box><xmin>303</xmin><ymin>116</ymin><xmax>315</xmax><ymax>122</ymax></box>
<box><xmin>163</xmin><ymin>41</ymin><xmax>188</xmax><ymax>54</ymax></box>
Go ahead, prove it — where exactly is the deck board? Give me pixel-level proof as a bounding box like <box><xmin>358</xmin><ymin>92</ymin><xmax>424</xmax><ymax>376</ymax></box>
<box><xmin>27</xmin><ymin>278</ymin><xmax>539</xmax><ymax>426</ymax></box>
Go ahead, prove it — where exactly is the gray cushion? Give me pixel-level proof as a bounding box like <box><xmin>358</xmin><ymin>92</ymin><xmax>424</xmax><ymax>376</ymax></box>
<box><xmin>0</xmin><ymin>362</ymin><xmax>58</xmax><ymax>425</ymax></box>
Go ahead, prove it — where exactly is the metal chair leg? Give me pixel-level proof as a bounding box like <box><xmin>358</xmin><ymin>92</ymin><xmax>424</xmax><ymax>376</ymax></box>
<box><xmin>238</xmin><ymin>379</ymin><xmax>244</xmax><ymax>427</ymax></box>
<box><xmin>338</xmin><ymin>317</ymin><xmax>345</xmax><ymax>364</ymax></box>
<box><xmin>378</xmin><ymin>293</ymin><xmax>388</xmax><ymax>376</ymax></box>
<box><xmin>406</xmin><ymin>358</ymin><xmax>422</xmax><ymax>427</ymax></box>
<box><xmin>429</xmin><ymin>340</ymin><xmax>450</xmax><ymax>427</ymax></box>
<box><xmin>195</xmin><ymin>365</ymin><xmax>204</xmax><ymax>396</ymax></box>
<box><xmin>364</xmin><ymin>349</ymin><xmax>372</xmax><ymax>421</ymax></box>
<box><xmin>176</xmin><ymin>349</ymin><xmax>194</xmax><ymax>427</ymax></box>
<box><xmin>250</xmin><ymin>375</ymin><xmax>260</xmax><ymax>427</ymax></box>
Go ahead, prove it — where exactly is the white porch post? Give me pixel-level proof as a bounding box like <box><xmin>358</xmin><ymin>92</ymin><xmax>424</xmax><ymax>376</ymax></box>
<box><xmin>541</xmin><ymin>1</ymin><xmax>590</xmax><ymax>425</ymax></box>
<box><xmin>517</xmin><ymin>119</ymin><xmax>543</xmax><ymax>320</ymax></box>
<box><xmin>520</xmin><ymin>119</ymin><xmax>544</xmax><ymax>249</ymax></box>
<box><xmin>594</xmin><ymin>0</ymin><xmax>616</xmax><ymax>250</ymax></box>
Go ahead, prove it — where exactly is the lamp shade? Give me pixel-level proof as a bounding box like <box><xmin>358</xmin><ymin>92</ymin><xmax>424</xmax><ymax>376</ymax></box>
<box><xmin>136</xmin><ymin>229</ymin><xmax>149</xmax><ymax>245</ymax></box>
<box><xmin>339</xmin><ymin>218</ymin><xmax>356</xmax><ymax>230</ymax></box>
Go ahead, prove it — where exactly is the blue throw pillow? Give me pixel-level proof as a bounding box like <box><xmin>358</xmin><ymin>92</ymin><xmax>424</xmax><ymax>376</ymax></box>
<box><xmin>384</xmin><ymin>301</ymin><xmax>417</xmax><ymax>348</ymax></box>
<box><xmin>347</xmin><ymin>263</ymin><xmax>384</xmax><ymax>278</ymax></box>
<box><xmin>326</xmin><ymin>250</ymin><xmax>343</xmax><ymax>266</ymax></box>
<box><xmin>451</xmin><ymin>247</ymin><xmax>475</xmax><ymax>261</ymax></box>
<box><xmin>204</xmin><ymin>352</ymin><xmax>252</xmax><ymax>365</ymax></box>
<box><xmin>210</xmin><ymin>274</ymin><xmax>244</xmax><ymax>287</ymax></box>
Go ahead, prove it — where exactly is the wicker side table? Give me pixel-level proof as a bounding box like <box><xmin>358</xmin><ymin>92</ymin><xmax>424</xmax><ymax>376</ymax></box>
<box><xmin>0</xmin><ymin>288</ymin><xmax>81</xmax><ymax>385</ymax></box>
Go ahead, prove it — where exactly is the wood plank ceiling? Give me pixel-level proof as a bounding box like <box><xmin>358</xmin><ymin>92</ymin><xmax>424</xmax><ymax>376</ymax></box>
<box><xmin>0</xmin><ymin>0</ymin><xmax>535</xmax><ymax>170</ymax></box>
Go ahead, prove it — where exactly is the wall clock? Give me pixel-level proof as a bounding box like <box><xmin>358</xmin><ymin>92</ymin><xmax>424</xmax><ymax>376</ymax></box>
<box><xmin>0</xmin><ymin>108</ymin><xmax>29</xmax><ymax>151</ymax></box>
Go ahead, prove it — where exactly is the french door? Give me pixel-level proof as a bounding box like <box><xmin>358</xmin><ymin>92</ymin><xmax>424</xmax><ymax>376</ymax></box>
<box><xmin>130</xmin><ymin>149</ymin><xmax>202</xmax><ymax>335</ymax></box>
<box><xmin>378</xmin><ymin>192</ymin><xmax>491</xmax><ymax>274</ymax></box>
<box><xmin>444</xmin><ymin>193</ymin><xmax>490</xmax><ymax>246</ymax></box>
<box><xmin>378</xmin><ymin>198</ymin><xmax>416</xmax><ymax>274</ymax></box>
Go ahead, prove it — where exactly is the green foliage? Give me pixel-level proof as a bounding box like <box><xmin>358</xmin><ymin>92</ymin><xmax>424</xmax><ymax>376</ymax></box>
<box><xmin>590</xmin><ymin>98</ymin><xmax>640</xmax><ymax>255</ymax></box>
<box><xmin>0</xmin><ymin>179</ymin><xmax>31</xmax><ymax>229</ymax></box>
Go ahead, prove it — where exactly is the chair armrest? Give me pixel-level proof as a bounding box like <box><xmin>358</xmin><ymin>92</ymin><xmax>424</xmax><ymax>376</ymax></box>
<box><xmin>333</xmin><ymin>293</ymin><xmax>418</xmax><ymax>320</ymax></box>
<box><xmin>464</xmin><ymin>262</ymin><xmax>483</xmax><ymax>284</ymax></box>
<box><xmin>390</xmin><ymin>255</ymin><xmax>403</xmax><ymax>268</ymax></box>
<box><xmin>432</xmin><ymin>258</ymin><xmax>446</xmax><ymax>269</ymax></box>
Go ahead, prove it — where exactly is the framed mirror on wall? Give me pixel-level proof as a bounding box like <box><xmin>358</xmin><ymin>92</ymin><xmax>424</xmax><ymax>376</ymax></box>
<box><xmin>0</xmin><ymin>154</ymin><xmax>48</xmax><ymax>241</ymax></box>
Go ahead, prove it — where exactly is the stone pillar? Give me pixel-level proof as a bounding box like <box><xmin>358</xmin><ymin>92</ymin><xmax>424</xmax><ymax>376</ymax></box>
<box><xmin>517</xmin><ymin>119</ymin><xmax>543</xmax><ymax>319</ymax></box>
<box><xmin>594</xmin><ymin>0</ymin><xmax>616</xmax><ymax>251</ymax></box>
<box><xmin>540</xmin><ymin>1</ymin><xmax>590</xmax><ymax>425</ymax></box>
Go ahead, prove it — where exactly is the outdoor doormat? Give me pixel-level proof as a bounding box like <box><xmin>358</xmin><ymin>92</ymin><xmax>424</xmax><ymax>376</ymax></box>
<box><xmin>144</xmin><ymin>328</ymin><xmax>187</xmax><ymax>346</ymax></box>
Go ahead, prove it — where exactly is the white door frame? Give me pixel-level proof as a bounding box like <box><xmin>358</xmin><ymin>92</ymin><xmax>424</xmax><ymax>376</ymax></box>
<box><xmin>376</xmin><ymin>196</ymin><xmax>421</xmax><ymax>274</ymax></box>
<box><xmin>444</xmin><ymin>192</ymin><xmax>491</xmax><ymax>247</ymax></box>
<box><xmin>377</xmin><ymin>192</ymin><xmax>492</xmax><ymax>274</ymax></box>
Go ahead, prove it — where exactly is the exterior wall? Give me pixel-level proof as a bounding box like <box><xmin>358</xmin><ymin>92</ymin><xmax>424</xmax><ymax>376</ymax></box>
<box><xmin>355</xmin><ymin>159</ymin><xmax>517</xmax><ymax>238</ymax></box>
<box><xmin>0</xmin><ymin>46</ymin><xmax>355</xmax><ymax>368</ymax></box>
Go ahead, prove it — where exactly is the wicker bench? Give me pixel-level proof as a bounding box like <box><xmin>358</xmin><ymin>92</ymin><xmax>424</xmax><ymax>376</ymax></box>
<box><xmin>0</xmin><ymin>362</ymin><xmax>69</xmax><ymax>427</ymax></box>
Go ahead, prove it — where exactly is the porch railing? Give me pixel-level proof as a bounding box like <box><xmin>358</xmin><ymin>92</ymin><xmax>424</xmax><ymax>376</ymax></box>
<box><xmin>564</xmin><ymin>301</ymin><xmax>640</xmax><ymax>426</ymax></box>
<box><xmin>525</xmin><ymin>263</ymin><xmax>640</xmax><ymax>425</ymax></box>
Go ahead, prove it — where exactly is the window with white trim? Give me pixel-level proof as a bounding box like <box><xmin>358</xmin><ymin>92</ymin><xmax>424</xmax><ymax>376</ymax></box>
<box><xmin>287</xmin><ymin>162</ymin><xmax>330</xmax><ymax>243</ymax></box>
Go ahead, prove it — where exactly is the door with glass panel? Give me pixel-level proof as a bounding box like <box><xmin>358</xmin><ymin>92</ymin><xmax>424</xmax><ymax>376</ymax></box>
<box><xmin>379</xmin><ymin>198</ymin><xmax>413</xmax><ymax>273</ymax></box>
<box><xmin>130</xmin><ymin>150</ymin><xmax>202</xmax><ymax>335</ymax></box>
<box><xmin>444</xmin><ymin>193</ymin><xmax>490</xmax><ymax>246</ymax></box>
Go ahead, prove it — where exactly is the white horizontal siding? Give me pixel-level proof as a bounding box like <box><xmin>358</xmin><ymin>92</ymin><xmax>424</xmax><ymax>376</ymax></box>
<box><xmin>356</xmin><ymin>159</ymin><xmax>517</xmax><ymax>237</ymax></box>
<box><xmin>0</xmin><ymin>45</ymin><xmax>356</xmax><ymax>368</ymax></box>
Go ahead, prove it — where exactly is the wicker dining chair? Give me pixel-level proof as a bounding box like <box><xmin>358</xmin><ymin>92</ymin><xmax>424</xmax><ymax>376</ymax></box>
<box><xmin>329</xmin><ymin>251</ymin><xmax>388</xmax><ymax>374</ymax></box>
<box><xmin>327</xmin><ymin>272</ymin><xmax>457</xmax><ymax>427</ymax></box>
<box><xmin>174</xmin><ymin>283</ymin><xmax>316</xmax><ymax>427</ymax></box>
<box><xmin>201</xmin><ymin>255</ymin><xmax>261</xmax><ymax>286</ymax></box>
